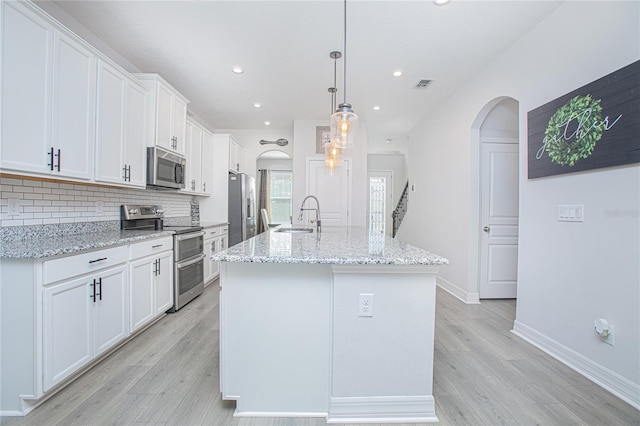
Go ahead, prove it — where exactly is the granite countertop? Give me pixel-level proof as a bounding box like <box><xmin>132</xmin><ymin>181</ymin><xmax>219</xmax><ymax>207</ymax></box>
<box><xmin>163</xmin><ymin>217</ymin><xmax>228</xmax><ymax>229</ymax></box>
<box><xmin>1</xmin><ymin>229</ymin><xmax>174</xmax><ymax>259</ymax></box>
<box><xmin>213</xmin><ymin>226</ymin><xmax>449</xmax><ymax>266</ymax></box>
<box><xmin>198</xmin><ymin>221</ymin><xmax>229</xmax><ymax>229</ymax></box>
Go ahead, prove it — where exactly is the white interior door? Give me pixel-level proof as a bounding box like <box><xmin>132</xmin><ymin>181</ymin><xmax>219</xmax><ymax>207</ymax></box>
<box><xmin>367</xmin><ymin>171</ymin><xmax>393</xmax><ymax>236</ymax></box>
<box><xmin>480</xmin><ymin>139</ymin><xmax>519</xmax><ymax>299</ymax></box>
<box><xmin>306</xmin><ymin>159</ymin><xmax>350</xmax><ymax>227</ymax></box>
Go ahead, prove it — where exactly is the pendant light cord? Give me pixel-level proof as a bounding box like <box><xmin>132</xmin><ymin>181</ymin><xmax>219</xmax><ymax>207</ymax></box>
<box><xmin>343</xmin><ymin>0</ymin><xmax>347</xmax><ymax>105</ymax></box>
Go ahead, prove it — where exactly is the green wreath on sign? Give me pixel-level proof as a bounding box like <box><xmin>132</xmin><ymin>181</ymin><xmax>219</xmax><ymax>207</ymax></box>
<box><xmin>544</xmin><ymin>94</ymin><xmax>603</xmax><ymax>167</ymax></box>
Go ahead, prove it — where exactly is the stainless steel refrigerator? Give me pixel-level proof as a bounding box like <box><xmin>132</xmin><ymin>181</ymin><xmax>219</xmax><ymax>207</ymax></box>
<box><xmin>228</xmin><ymin>173</ymin><xmax>256</xmax><ymax>246</ymax></box>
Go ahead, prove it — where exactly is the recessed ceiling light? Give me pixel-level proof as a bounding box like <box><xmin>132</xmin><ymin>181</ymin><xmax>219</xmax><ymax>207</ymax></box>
<box><xmin>433</xmin><ymin>0</ymin><xmax>451</xmax><ymax>5</ymax></box>
<box><xmin>253</xmin><ymin>103</ymin><xmax>262</xmax><ymax>108</ymax></box>
<box><xmin>385</xmin><ymin>138</ymin><xmax>393</xmax><ymax>144</ymax></box>
<box><xmin>232</xmin><ymin>66</ymin><xmax>244</xmax><ymax>74</ymax></box>
<box><xmin>373</xmin><ymin>106</ymin><xmax>381</xmax><ymax>111</ymax></box>
<box><xmin>393</xmin><ymin>70</ymin><xmax>403</xmax><ymax>77</ymax></box>
<box><xmin>264</xmin><ymin>121</ymin><xmax>271</xmax><ymax>126</ymax></box>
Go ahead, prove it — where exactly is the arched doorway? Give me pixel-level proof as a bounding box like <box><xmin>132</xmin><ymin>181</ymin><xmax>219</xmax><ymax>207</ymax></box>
<box><xmin>470</xmin><ymin>97</ymin><xmax>520</xmax><ymax>299</ymax></box>
<box><xmin>256</xmin><ymin>150</ymin><xmax>293</xmax><ymax>232</ymax></box>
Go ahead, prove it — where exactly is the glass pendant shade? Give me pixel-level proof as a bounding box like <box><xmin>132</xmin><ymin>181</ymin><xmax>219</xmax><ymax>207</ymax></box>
<box><xmin>330</xmin><ymin>103</ymin><xmax>358</xmax><ymax>148</ymax></box>
<box><xmin>324</xmin><ymin>140</ymin><xmax>343</xmax><ymax>171</ymax></box>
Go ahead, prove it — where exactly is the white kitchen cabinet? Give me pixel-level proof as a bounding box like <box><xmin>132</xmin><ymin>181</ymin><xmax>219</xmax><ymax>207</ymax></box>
<box><xmin>1</xmin><ymin>2</ymin><xmax>95</xmax><ymax>181</ymax></box>
<box><xmin>201</xmin><ymin>130</ymin><xmax>214</xmax><ymax>196</ymax></box>
<box><xmin>182</xmin><ymin>118</ymin><xmax>214</xmax><ymax>196</ymax></box>
<box><xmin>204</xmin><ymin>225</ymin><xmax>228</xmax><ymax>286</ymax></box>
<box><xmin>95</xmin><ymin>60</ymin><xmax>147</xmax><ymax>188</ymax></box>
<box><xmin>43</xmin><ymin>262</ymin><xmax>128</xmax><ymax>391</ymax></box>
<box><xmin>212</xmin><ymin>133</ymin><xmax>241</xmax><ymax>173</ymax></box>
<box><xmin>129</xmin><ymin>237</ymin><xmax>173</xmax><ymax>332</ymax></box>
<box><xmin>229</xmin><ymin>138</ymin><xmax>243</xmax><ymax>173</ymax></box>
<box><xmin>42</xmin><ymin>275</ymin><xmax>92</xmax><ymax>391</ymax></box>
<box><xmin>135</xmin><ymin>73</ymin><xmax>189</xmax><ymax>156</ymax></box>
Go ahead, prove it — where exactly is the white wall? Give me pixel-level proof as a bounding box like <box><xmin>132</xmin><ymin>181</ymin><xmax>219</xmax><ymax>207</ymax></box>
<box><xmin>292</xmin><ymin>120</ymin><xmax>368</xmax><ymax>227</ymax></box>
<box><xmin>399</xmin><ymin>1</ymin><xmax>639</xmax><ymax>407</ymax></box>
<box><xmin>368</xmin><ymin>153</ymin><xmax>407</xmax><ymax>211</ymax></box>
<box><xmin>217</xmin><ymin>129</ymin><xmax>294</xmax><ymax>179</ymax></box>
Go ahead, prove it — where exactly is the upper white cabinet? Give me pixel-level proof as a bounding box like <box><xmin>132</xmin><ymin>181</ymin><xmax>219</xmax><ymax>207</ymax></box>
<box><xmin>95</xmin><ymin>60</ymin><xmax>147</xmax><ymax>188</ymax></box>
<box><xmin>1</xmin><ymin>2</ymin><xmax>95</xmax><ymax>180</ymax></box>
<box><xmin>182</xmin><ymin>117</ymin><xmax>214</xmax><ymax>196</ymax></box>
<box><xmin>229</xmin><ymin>138</ymin><xmax>243</xmax><ymax>173</ymax></box>
<box><xmin>212</xmin><ymin>133</ymin><xmax>242</xmax><ymax>174</ymax></box>
<box><xmin>134</xmin><ymin>74</ymin><xmax>189</xmax><ymax>156</ymax></box>
<box><xmin>201</xmin><ymin>130</ymin><xmax>214</xmax><ymax>196</ymax></box>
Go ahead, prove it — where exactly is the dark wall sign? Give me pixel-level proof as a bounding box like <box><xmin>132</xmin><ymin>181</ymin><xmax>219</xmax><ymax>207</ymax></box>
<box><xmin>527</xmin><ymin>60</ymin><xmax>639</xmax><ymax>179</ymax></box>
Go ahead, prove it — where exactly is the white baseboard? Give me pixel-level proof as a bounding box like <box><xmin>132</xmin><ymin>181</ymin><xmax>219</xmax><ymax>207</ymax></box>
<box><xmin>233</xmin><ymin>411</ymin><xmax>327</xmax><ymax>418</ymax></box>
<box><xmin>328</xmin><ymin>395</ymin><xmax>438</xmax><ymax>423</ymax></box>
<box><xmin>436</xmin><ymin>276</ymin><xmax>480</xmax><ymax>304</ymax></box>
<box><xmin>512</xmin><ymin>320</ymin><xmax>640</xmax><ymax>410</ymax></box>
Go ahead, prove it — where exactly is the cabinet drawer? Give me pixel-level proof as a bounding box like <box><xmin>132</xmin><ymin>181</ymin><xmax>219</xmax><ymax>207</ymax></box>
<box><xmin>220</xmin><ymin>226</ymin><xmax>229</xmax><ymax>235</ymax></box>
<box><xmin>205</xmin><ymin>228</ymin><xmax>219</xmax><ymax>238</ymax></box>
<box><xmin>129</xmin><ymin>236</ymin><xmax>173</xmax><ymax>260</ymax></box>
<box><xmin>43</xmin><ymin>246</ymin><xmax>128</xmax><ymax>285</ymax></box>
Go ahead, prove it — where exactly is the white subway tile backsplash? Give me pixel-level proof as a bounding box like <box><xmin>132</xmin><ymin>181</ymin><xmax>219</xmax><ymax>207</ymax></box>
<box><xmin>1</xmin><ymin>178</ymin><xmax>24</xmax><ymax>185</ymax></box>
<box><xmin>1</xmin><ymin>178</ymin><xmax>193</xmax><ymax>226</ymax></box>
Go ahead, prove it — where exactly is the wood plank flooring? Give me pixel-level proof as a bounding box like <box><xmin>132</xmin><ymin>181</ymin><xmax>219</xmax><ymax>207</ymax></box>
<box><xmin>2</xmin><ymin>282</ymin><xmax>638</xmax><ymax>426</ymax></box>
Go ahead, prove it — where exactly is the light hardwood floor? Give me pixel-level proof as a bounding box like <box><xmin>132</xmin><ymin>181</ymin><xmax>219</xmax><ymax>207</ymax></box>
<box><xmin>2</xmin><ymin>281</ymin><xmax>638</xmax><ymax>426</ymax></box>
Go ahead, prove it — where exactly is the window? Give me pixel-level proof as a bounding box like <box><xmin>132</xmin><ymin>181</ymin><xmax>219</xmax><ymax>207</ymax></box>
<box><xmin>269</xmin><ymin>171</ymin><xmax>292</xmax><ymax>224</ymax></box>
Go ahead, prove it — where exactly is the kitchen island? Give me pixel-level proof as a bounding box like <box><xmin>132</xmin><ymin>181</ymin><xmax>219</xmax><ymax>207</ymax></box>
<box><xmin>213</xmin><ymin>226</ymin><xmax>448</xmax><ymax>423</ymax></box>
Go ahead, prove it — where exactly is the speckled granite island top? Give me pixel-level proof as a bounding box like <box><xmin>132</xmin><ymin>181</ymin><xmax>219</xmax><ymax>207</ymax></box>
<box><xmin>1</xmin><ymin>228</ymin><xmax>173</xmax><ymax>259</ymax></box>
<box><xmin>213</xmin><ymin>226</ymin><xmax>448</xmax><ymax>266</ymax></box>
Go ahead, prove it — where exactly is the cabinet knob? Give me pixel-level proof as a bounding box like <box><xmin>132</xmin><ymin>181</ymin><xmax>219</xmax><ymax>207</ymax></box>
<box><xmin>483</xmin><ymin>226</ymin><xmax>491</xmax><ymax>233</ymax></box>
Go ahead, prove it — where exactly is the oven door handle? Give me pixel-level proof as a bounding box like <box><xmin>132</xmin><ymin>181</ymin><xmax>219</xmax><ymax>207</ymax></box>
<box><xmin>176</xmin><ymin>253</ymin><xmax>206</xmax><ymax>269</ymax></box>
<box><xmin>175</xmin><ymin>231</ymin><xmax>205</xmax><ymax>242</ymax></box>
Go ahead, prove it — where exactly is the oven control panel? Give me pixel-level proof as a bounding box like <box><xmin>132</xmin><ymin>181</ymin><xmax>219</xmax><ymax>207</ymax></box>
<box><xmin>121</xmin><ymin>204</ymin><xmax>165</xmax><ymax>220</ymax></box>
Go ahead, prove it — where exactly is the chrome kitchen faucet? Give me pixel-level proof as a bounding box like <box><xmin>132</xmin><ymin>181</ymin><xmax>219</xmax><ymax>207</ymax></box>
<box><xmin>298</xmin><ymin>195</ymin><xmax>321</xmax><ymax>233</ymax></box>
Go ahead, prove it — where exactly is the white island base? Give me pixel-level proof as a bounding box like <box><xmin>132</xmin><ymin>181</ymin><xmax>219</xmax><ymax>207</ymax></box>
<box><xmin>219</xmin><ymin>262</ymin><xmax>440</xmax><ymax>423</ymax></box>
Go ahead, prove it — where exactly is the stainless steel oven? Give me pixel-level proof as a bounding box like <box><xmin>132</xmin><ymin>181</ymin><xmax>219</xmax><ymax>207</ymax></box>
<box><xmin>170</xmin><ymin>229</ymin><xmax>205</xmax><ymax>311</ymax></box>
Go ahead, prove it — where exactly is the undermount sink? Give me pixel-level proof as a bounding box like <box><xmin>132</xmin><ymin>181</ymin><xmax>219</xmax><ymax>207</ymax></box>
<box><xmin>275</xmin><ymin>227</ymin><xmax>313</xmax><ymax>234</ymax></box>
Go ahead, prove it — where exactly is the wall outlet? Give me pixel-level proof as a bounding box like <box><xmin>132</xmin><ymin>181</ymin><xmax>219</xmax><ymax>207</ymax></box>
<box><xmin>358</xmin><ymin>293</ymin><xmax>374</xmax><ymax>317</ymax></box>
<box><xmin>7</xmin><ymin>198</ymin><xmax>20</xmax><ymax>216</ymax></box>
<box><xmin>95</xmin><ymin>200</ymin><xmax>104</xmax><ymax>214</ymax></box>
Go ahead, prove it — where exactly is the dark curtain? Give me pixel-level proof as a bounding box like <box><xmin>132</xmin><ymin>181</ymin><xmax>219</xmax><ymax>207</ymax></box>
<box><xmin>257</xmin><ymin>169</ymin><xmax>270</xmax><ymax>233</ymax></box>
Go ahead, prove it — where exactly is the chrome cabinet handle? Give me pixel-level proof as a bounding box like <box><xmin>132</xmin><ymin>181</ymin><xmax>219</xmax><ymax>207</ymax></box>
<box><xmin>89</xmin><ymin>257</ymin><xmax>108</xmax><ymax>264</ymax></box>
<box><xmin>152</xmin><ymin>244</ymin><xmax>163</xmax><ymax>248</ymax></box>
<box><xmin>483</xmin><ymin>226</ymin><xmax>490</xmax><ymax>233</ymax></box>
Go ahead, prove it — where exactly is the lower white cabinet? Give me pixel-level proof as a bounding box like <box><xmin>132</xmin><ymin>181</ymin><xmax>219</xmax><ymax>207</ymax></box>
<box><xmin>129</xmin><ymin>236</ymin><xmax>174</xmax><ymax>332</ymax></box>
<box><xmin>0</xmin><ymin>237</ymin><xmax>175</xmax><ymax>414</ymax></box>
<box><xmin>130</xmin><ymin>251</ymin><xmax>173</xmax><ymax>332</ymax></box>
<box><xmin>43</xmin><ymin>263</ymin><xmax>128</xmax><ymax>391</ymax></box>
<box><xmin>203</xmin><ymin>225</ymin><xmax>228</xmax><ymax>286</ymax></box>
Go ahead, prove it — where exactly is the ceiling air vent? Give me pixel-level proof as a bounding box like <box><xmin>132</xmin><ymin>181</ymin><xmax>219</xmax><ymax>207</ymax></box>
<box><xmin>414</xmin><ymin>79</ymin><xmax>433</xmax><ymax>89</ymax></box>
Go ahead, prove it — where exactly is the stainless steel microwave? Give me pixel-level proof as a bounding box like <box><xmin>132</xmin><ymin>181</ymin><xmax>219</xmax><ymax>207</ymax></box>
<box><xmin>147</xmin><ymin>146</ymin><xmax>186</xmax><ymax>189</ymax></box>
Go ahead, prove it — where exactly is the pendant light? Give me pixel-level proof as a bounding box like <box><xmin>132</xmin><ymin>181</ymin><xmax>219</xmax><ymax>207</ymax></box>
<box><xmin>326</xmin><ymin>51</ymin><xmax>343</xmax><ymax>171</ymax></box>
<box><xmin>330</xmin><ymin>0</ymin><xmax>358</xmax><ymax>149</ymax></box>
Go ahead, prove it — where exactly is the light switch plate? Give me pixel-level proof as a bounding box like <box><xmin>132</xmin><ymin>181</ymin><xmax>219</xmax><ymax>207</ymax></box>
<box><xmin>558</xmin><ymin>204</ymin><xmax>584</xmax><ymax>222</ymax></box>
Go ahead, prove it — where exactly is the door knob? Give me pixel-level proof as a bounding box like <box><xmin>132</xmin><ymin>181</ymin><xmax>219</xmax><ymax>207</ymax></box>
<box><xmin>483</xmin><ymin>226</ymin><xmax>490</xmax><ymax>233</ymax></box>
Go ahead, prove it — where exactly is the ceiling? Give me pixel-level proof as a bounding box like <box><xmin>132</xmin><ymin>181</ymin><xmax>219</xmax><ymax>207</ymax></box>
<box><xmin>43</xmin><ymin>0</ymin><xmax>562</xmax><ymax>152</ymax></box>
